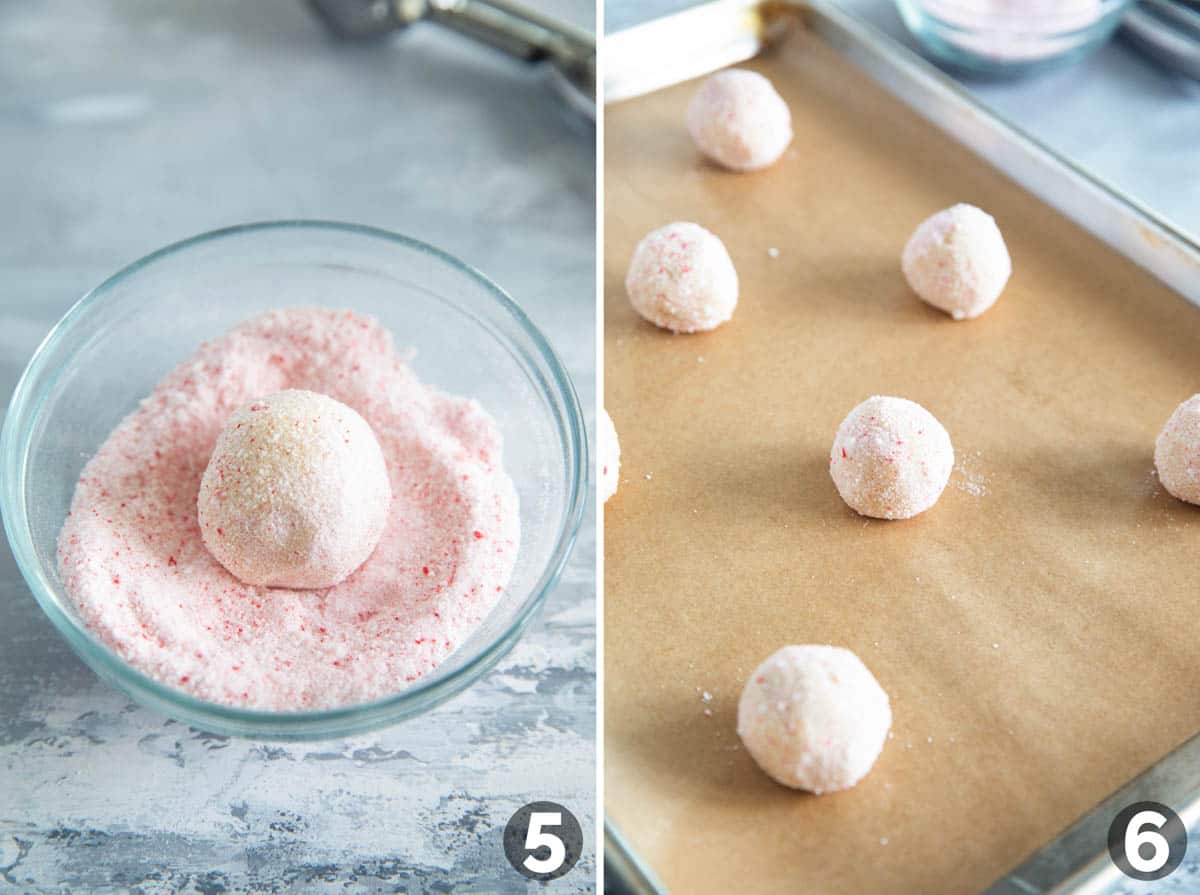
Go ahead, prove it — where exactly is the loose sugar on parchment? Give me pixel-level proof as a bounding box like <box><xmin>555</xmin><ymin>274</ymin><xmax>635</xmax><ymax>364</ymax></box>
<box><xmin>953</xmin><ymin>450</ymin><xmax>991</xmax><ymax>498</ymax></box>
<box><xmin>695</xmin><ymin>686</ymin><xmax>716</xmax><ymax>718</ymax></box>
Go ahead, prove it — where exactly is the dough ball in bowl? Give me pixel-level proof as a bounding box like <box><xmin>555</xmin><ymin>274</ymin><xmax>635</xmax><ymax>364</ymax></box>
<box><xmin>599</xmin><ymin>408</ymin><xmax>621</xmax><ymax>503</ymax></box>
<box><xmin>625</xmin><ymin>222</ymin><xmax>738</xmax><ymax>333</ymax></box>
<box><xmin>686</xmin><ymin>69</ymin><xmax>793</xmax><ymax>172</ymax></box>
<box><xmin>198</xmin><ymin>389</ymin><xmax>392</xmax><ymax>589</ymax></box>
<box><xmin>738</xmin><ymin>645</ymin><xmax>891</xmax><ymax>794</ymax></box>
<box><xmin>1155</xmin><ymin>394</ymin><xmax>1200</xmax><ymax>506</ymax></box>
<box><xmin>830</xmin><ymin>395</ymin><xmax>954</xmax><ymax>520</ymax></box>
<box><xmin>902</xmin><ymin>203</ymin><xmax>1011</xmax><ymax>320</ymax></box>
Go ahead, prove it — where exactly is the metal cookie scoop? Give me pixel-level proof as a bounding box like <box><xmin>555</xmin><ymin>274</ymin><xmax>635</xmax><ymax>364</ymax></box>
<box><xmin>307</xmin><ymin>0</ymin><xmax>596</xmax><ymax>119</ymax></box>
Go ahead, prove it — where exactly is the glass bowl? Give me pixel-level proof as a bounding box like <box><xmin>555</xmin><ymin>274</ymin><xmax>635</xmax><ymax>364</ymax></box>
<box><xmin>0</xmin><ymin>221</ymin><xmax>587</xmax><ymax>740</ymax></box>
<box><xmin>895</xmin><ymin>0</ymin><xmax>1136</xmax><ymax>76</ymax></box>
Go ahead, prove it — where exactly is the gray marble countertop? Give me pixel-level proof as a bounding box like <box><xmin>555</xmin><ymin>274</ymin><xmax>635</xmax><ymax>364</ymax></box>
<box><xmin>0</xmin><ymin>2</ymin><xmax>595</xmax><ymax>892</ymax></box>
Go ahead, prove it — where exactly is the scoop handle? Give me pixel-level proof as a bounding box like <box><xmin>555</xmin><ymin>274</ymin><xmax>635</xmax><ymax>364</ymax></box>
<box><xmin>308</xmin><ymin>0</ymin><xmax>592</xmax><ymax>67</ymax></box>
<box><xmin>306</xmin><ymin>0</ymin><xmax>595</xmax><ymax>116</ymax></box>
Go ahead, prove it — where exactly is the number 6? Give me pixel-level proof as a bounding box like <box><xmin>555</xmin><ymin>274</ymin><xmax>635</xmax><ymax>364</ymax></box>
<box><xmin>1125</xmin><ymin>809</ymin><xmax>1171</xmax><ymax>874</ymax></box>
<box><xmin>524</xmin><ymin>811</ymin><xmax>566</xmax><ymax>874</ymax></box>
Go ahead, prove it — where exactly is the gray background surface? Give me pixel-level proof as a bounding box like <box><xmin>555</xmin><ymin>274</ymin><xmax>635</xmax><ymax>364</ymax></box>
<box><xmin>0</xmin><ymin>1</ymin><xmax>595</xmax><ymax>892</ymax></box>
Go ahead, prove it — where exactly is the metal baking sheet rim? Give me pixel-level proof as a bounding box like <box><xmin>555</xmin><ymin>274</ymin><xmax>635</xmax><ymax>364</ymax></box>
<box><xmin>602</xmin><ymin>3</ymin><xmax>1200</xmax><ymax>894</ymax></box>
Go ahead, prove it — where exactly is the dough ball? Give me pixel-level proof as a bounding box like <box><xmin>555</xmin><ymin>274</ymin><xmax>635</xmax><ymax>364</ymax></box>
<box><xmin>198</xmin><ymin>389</ymin><xmax>392</xmax><ymax>589</ymax></box>
<box><xmin>625</xmin><ymin>222</ymin><xmax>738</xmax><ymax>333</ymax></box>
<box><xmin>902</xmin><ymin>203</ymin><xmax>1011</xmax><ymax>320</ymax></box>
<box><xmin>686</xmin><ymin>69</ymin><xmax>792</xmax><ymax>172</ymax></box>
<box><xmin>830</xmin><ymin>395</ymin><xmax>954</xmax><ymax>520</ymax></box>
<box><xmin>1155</xmin><ymin>394</ymin><xmax>1200</xmax><ymax>505</ymax></box>
<box><xmin>737</xmin><ymin>645</ymin><xmax>891</xmax><ymax>794</ymax></box>
<box><xmin>599</xmin><ymin>408</ymin><xmax>621</xmax><ymax>504</ymax></box>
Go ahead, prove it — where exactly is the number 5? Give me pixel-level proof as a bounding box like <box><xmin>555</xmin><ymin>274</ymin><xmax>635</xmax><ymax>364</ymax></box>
<box><xmin>524</xmin><ymin>811</ymin><xmax>566</xmax><ymax>874</ymax></box>
<box><xmin>1125</xmin><ymin>809</ymin><xmax>1171</xmax><ymax>874</ymax></box>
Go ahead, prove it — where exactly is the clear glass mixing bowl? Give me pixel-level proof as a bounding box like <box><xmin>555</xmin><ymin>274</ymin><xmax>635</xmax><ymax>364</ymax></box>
<box><xmin>0</xmin><ymin>221</ymin><xmax>587</xmax><ymax>740</ymax></box>
<box><xmin>895</xmin><ymin>0</ymin><xmax>1136</xmax><ymax>76</ymax></box>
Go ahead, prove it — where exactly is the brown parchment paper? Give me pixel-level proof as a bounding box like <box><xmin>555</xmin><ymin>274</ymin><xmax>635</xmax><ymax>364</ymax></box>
<box><xmin>603</xmin><ymin>23</ymin><xmax>1200</xmax><ymax>895</ymax></box>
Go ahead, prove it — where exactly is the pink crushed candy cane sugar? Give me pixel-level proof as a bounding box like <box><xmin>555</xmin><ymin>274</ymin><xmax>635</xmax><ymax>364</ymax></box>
<box><xmin>56</xmin><ymin>307</ymin><xmax>520</xmax><ymax>710</ymax></box>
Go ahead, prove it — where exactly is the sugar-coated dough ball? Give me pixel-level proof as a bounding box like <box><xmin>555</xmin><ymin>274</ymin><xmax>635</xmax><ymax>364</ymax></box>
<box><xmin>738</xmin><ymin>645</ymin><xmax>891</xmax><ymax>794</ymax></box>
<box><xmin>686</xmin><ymin>69</ymin><xmax>793</xmax><ymax>172</ymax></box>
<box><xmin>198</xmin><ymin>389</ymin><xmax>392</xmax><ymax>589</ymax></box>
<box><xmin>902</xmin><ymin>204</ymin><xmax>1011</xmax><ymax>320</ymax></box>
<box><xmin>1155</xmin><ymin>394</ymin><xmax>1200</xmax><ymax>506</ymax></box>
<box><xmin>625</xmin><ymin>222</ymin><xmax>738</xmax><ymax>333</ymax></box>
<box><xmin>830</xmin><ymin>396</ymin><xmax>954</xmax><ymax>520</ymax></box>
<box><xmin>599</xmin><ymin>408</ymin><xmax>621</xmax><ymax>503</ymax></box>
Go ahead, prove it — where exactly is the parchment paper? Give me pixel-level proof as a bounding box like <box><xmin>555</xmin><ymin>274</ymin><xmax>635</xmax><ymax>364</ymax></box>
<box><xmin>603</xmin><ymin>23</ymin><xmax>1200</xmax><ymax>895</ymax></box>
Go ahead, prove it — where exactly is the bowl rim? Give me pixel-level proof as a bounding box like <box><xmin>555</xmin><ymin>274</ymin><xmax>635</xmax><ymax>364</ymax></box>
<box><xmin>0</xmin><ymin>219</ymin><xmax>588</xmax><ymax>737</ymax></box>
<box><xmin>901</xmin><ymin>0</ymin><xmax>1134</xmax><ymax>25</ymax></box>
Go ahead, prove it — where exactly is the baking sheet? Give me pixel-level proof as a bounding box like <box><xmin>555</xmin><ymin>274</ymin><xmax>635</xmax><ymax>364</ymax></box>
<box><xmin>603</xmin><ymin>21</ymin><xmax>1200</xmax><ymax>895</ymax></box>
